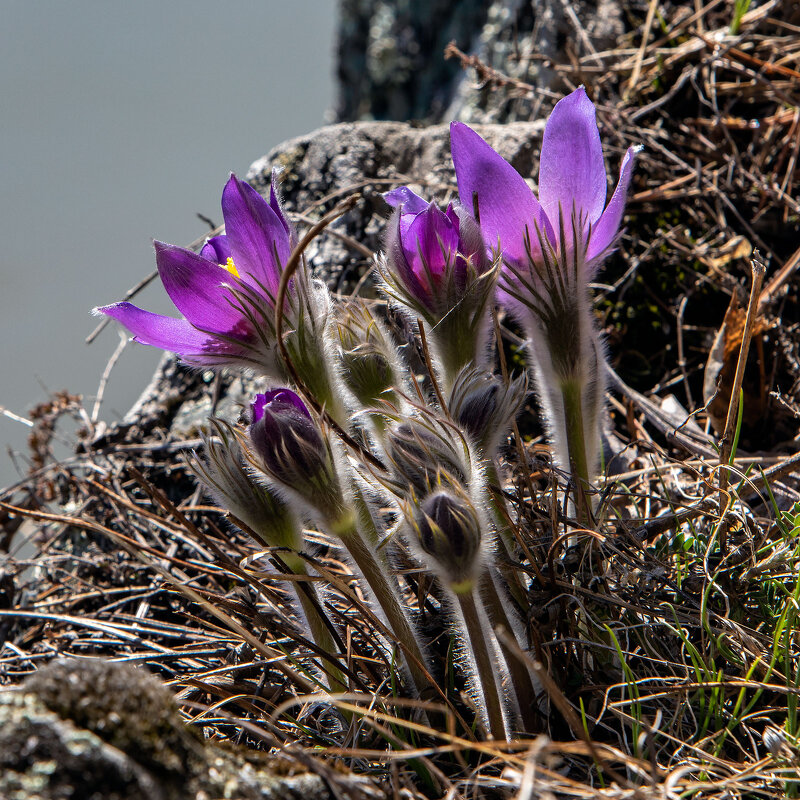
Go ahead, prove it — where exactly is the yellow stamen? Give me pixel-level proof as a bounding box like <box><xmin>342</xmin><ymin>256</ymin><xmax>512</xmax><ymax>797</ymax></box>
<box><xmin>224</xmin><ymin>257</ymin><xmax>240</xmax><ymax>278</ymax></box>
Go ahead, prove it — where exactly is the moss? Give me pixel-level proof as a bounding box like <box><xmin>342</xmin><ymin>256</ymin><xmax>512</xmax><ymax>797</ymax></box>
<box><xmin>1</xmin><ymin>659</ymin><xmax>333</xmax><ymax>800</ymax></box>
<box><xmin>23</xmin><ymin>658</ymin><xmax>204</xmax><ymax>781</ymax></box>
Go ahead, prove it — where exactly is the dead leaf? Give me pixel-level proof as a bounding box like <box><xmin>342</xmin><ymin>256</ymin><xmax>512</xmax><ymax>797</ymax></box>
<box><xmin>703</xmin><ymin>292</ymin><xmax>769</xmax><ymax>435</ymax></box>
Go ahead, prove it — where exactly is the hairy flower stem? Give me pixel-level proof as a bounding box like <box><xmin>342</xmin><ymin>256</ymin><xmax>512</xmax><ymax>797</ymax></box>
<box><xmin>349</xmin><ymin>480</ymin><xmax>388</xmax><ymax>560</ymax></box>
<box><xmin>290</xmin><ymin>563</ymin><xmax>349</xmax><ymax>695</ymax></box>
<box><xmin>428</xmin><ymin>312</ymin><xmax>492</xmax><ymax>397</ymax></box>
<box><xmin>330</xmin><ymin>511</ymin><xmax>433</xmax><ymax>699</ymax></box>
<box><xmin>286</xmin><ymin>338</ymin><xmax>348</xmax><ymax>429</ymax></box>
<box><xmin>454</xmin><ymin>588</ymin><xmax>509</xmax><ymax>740</ymax></box>
<box><xmin>560</xmin><ymin>379</ymin><xmax>593</xmax><ymax>529</ymax></box>
<box><xmin>434</xmin><ymin>330</ymin><xmax>480</xmax><ymax>396</ymax></box>
<box><xmin>243</xmin><ymin>518</ymin><xmax>348</xmax><ymax>694</ymax></box>
<box><xmin>484</xmin><ymin>461</ymin><xmax>527</xmax><ymax>607</ymax></box>
<box><xmin>480</xmin><ymin>573</ymin><xmax>539</xmax><ymax>732</ymax></box>
<box><xmin>264</xmin><ymin>548</ymin><xmax>349</xmax><ymax>695</ymax></box>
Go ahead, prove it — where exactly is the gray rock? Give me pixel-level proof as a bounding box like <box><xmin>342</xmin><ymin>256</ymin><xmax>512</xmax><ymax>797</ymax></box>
<box><xmin>0</xmin><ymin>659</ymin><xmax>332</xmax><ymax>800</ymax></box>
<box><xmin>336</xmin><ymin>0</ymin><xmax>491</xmax><ymax>121</ymax></box>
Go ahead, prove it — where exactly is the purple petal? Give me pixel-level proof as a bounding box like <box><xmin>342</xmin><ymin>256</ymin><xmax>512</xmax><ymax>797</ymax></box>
<box><xmin>587</xmin><ymin>145</ymin><xmax>638</xmax><ymax>264</ymax></box>
<box><xmin>450</xmin><ymin>121</ymin><xmax>553</xmax><ymax>264</ymax></box>
<box><xmin>221</xmin><ymin>174</ymin><xmax>291</xmax><ymax>295</ymax></box>
<box><xmin>404</xmin><ymin>203</ymin><xmax>459</xmax><ymax>277</ymax></box>
<box><xmin>538</xmin><ymin>87</ymin><xmax>607</xmax><ymax>242</ymax></box>
<box><xmin>444</xmin><ymin>203</ymin><xmax>460</xmax><ymax>229</ymax></box>
<box><xmin>95</xmin><ymin>302</ymin><xmax>215</xmax><ymax>356</ymax></box>
<box><xmin>201</xmin><ymin>235</ymin><xmax>232</xmax><ymax>265</ymax></box>
<box><xmin>251</xmin><ymin>389</ymin><xmax>310</xmax><ymax>423</ymax></box>
<box><xmin>384</xmin><ymin>186</ymin><xmax>430</xmax><ymax>215</ymax></box>
<box><xmin>154</xmin><ymin>242</ymin><xmax>244</xmax><ymax>333</ymax></box>
<box><xmin>385</xmin><ymin>208</ymin><xmax>428</xmax><ymax>301</ymax></box>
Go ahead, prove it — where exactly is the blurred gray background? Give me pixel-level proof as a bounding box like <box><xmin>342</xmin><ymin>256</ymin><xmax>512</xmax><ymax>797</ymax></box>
<box><xmin>1</xmin><ymin>1</ymin><xmax>337</xmax><ymax>487</ymax></box>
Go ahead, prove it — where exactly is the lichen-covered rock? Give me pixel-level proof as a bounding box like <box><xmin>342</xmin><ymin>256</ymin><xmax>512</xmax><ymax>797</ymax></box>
<box><xmin>22</xmin><ymin>658</ymin><xmax>204</xmax><ymax>781</ymax></box>
<box><xmin>0</xmin><ymin>659</ymin><xmax>332</xmax><ymax>800</ymax></box>
<box><xmin>0</xmin><ymin>691</ymin><xmax>166</xmax><ymax>800</ymax></box>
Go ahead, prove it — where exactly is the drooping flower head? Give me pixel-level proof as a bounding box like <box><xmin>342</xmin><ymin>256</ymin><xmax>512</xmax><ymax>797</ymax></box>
<box><xmin>94</xmin><ymin>171</ymin><xmax>296</xmax><ymax>375</ymax></box>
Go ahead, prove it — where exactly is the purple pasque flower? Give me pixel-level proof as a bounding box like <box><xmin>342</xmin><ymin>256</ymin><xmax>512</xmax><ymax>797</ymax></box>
<box><xmin>380</xmin><ymin>187</ymin><xmax>497</xmax><ymax>387</ymax></box>
<box><xmin>247</xmin><ymin>389</ymin><xmax>343</xmax><ymax>518</ymax></box>
<box><xmin>451</xmin><ymin>88</ymin><xmax>637</xmax><ymax>509</ymax></box>
<box><xmin>382</xmin><ymin>187</ymin><xmax>490</xmax><ymax>318</ymax></box>
<box><xmin>94</xmin><ymin>171</ymin><xmax>294</xmax><ymax>371</ymax></box>
<box><xmin>450</xmin><ymin>87</ymin><xmax>636</xmax><ymax>381</ymax></box>
<box><xmin>450</xmin><ymin>87</ymin><xmax>637</xmax><ymax>283</ymax></box>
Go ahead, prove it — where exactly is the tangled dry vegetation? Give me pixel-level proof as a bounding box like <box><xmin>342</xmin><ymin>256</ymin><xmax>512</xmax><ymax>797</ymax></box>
<box><xmin>3</xmin><ymin>2</ymin><xmax>800</xmax><ymax>797</ymax></box>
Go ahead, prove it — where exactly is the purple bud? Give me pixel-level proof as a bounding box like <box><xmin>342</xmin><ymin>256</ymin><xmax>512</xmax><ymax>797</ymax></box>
<box><xmin>189</xmin><ymin>419</ymin><xmax>302</xmax><ymax>551</ymax></box>
<box><xmin>248</xmin><ymin>390</ymin><xmax>341</xmax><ymax>516</ymax></box>
<box><xmin>414</xmin><ymin>490</ymin><xmax>482</xmax><ymax>587</ymax></box>
<box><xmin>381</xmin><ymin>189</ymin><xmax>490</xmax><ymax>319</ymax></box>
<box><xmin>251</xmin><ymin>388</ymin><xmax>311</xmax><ymax>425</ymax></box>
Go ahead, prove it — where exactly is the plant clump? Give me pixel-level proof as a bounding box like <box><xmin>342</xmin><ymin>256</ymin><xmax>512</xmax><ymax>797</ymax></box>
<box><xmin>4</xmin><ymin>5</ymin><xmax>800</xmax><ymax>798</ymax></box>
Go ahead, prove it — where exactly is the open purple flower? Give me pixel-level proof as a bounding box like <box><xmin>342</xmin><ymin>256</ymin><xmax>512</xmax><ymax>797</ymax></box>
<box><xmin>94</xmin><ymin>172</ymin><xmax>294</xmax><ymax>371</ymax></box>
<box><xmin>450</xmin><ymin>88</ymin><xmax>638</xmax><ymax>524</ymax></box>
<box><xmin>450</xmin><ymin>87</ymin><xmax>636</xmax><ymax>278</ymax></box>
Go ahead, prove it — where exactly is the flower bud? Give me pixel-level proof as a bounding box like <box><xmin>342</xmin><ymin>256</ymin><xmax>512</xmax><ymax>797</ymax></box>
<box><xmin>380</xmin><ymin>187</ymin><xmax>492</xmax><ymax>321</ymax></box>
<box><xmin>247</xmin><ymin>389</ymin><xmax>343</xmax><ymax>518</ymax></box>
<box><xmin>379</xmin><ymin>187</ymin><xmax>499</xmax><ymax>384</ymax></box>
<box><xmin>411</xmin><ymin>489</ymin><xmax>483</xmax><ymax>590</ymax></box>
<box><xmin>189</xmin><ymin>419</ymin><xmax>303</xmax><ymax>552</ymax></box>
<box><xmin>334</xmin><ymin>300</ymin><xmax>402</xmax><ymax>409</ymax></box>
<box><xmin>385</xmin><ymin>414</ymin><xmax>471</xmax><ymax>497</ymax></box>
<box><xmin>448</xmin><ymin>367</ymin><xmax>528</xmax><ymax>455</ymax></box>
